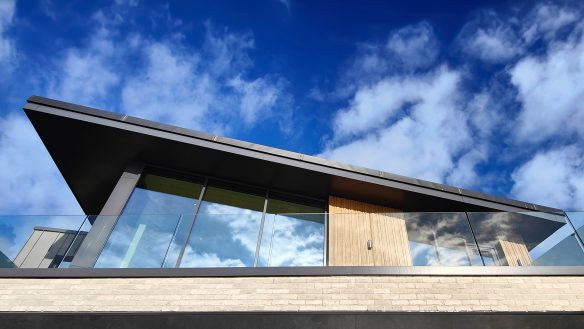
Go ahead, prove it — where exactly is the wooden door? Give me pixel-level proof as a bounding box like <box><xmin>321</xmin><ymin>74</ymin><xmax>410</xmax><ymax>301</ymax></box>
<box><xmin>328</xmin><ymin>196</ymin><xmax>412</xmax><ymax>266</ymax></box>
<box><xmin>328</xmin><ymin>196</ymin><xmax>373</xmax><ymax>265</ymax></box>
<box><xmin>369</xmin><ymin>212</ymin><xmax>412</xmax><ymax>266</ymax></box>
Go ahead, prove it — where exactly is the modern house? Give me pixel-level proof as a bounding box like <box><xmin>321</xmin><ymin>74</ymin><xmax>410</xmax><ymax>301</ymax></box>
<box><xmin>0</xmin><ymin>95</ymin><xmax>583</xmax><ymax>327</ymax></box>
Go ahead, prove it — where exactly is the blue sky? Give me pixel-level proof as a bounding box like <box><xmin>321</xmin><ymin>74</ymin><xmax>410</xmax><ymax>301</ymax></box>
<box><xmin>0</xmin><ymin>0</ymin><xmax>583</xmax><ymax>214</ymax></box>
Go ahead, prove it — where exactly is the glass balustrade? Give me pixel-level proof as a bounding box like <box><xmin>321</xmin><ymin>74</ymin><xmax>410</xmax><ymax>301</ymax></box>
<box><xmin>1</xmin><ymin>212</ymin><xmax>584</xmax><ymax>269</ymax></box>
<box><xmin>0</xmin><ymin>215</ymin><xmax>90</xmax><ymax>268</ymax></box>
<box><xmin>326</xmin><ymin>213</ymin><xmax>482</xmax><ymax>266</ymax></box>
<box><xmin>95</xmin><ymin>214</ymin><xmax>186</xmax><ymax>268</ymax></box>
<box><xmin>401</xmin><ymin>213</ymin><xmax>483</xmax><ymax>266</ymax></box>
<box><xmin>468</xmin><ymin>212</ymin><xmax>584</xmax><ymax>266</ymax></box>
<box><xmin>566</xmin><ymin>212</ymin><xmax>584</xmax><ymax>245</ymax></box>
<box><xmin>258</xmin><ymin>213</ymin><xmax>326</xmax><ymax>267</ymax></box>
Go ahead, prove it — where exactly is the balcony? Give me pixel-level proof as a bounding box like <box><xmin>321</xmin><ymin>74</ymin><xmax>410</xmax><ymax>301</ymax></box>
<box><xmin>1</xmin><ymin>212</ymin><xmax>584</xmax><ymax>270</ymax></box>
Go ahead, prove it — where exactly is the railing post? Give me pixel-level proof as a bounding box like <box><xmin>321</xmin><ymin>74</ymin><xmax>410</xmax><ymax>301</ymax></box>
<box><xmin>253</xmin><ymin>189</ymin><xmax>270</xmax><ymax>268</ymax></box>
<box><xmin>175</xmin><ymin>178</ymin><xmax>208</xmax><ymax>268</ymax></box>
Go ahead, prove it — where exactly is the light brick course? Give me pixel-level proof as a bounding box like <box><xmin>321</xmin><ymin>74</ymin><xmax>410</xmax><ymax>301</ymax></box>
<box><xmin>0</xmin><ymin>276</ymin><xmax>583</xmax><ymax>312</ymax></box>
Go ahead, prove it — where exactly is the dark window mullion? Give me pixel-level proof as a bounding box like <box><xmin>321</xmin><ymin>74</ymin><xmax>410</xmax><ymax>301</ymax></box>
<box><xmin>324</xmin><ymin>211</ymin><xmax>328</xmax><ymax>267</ymax></box>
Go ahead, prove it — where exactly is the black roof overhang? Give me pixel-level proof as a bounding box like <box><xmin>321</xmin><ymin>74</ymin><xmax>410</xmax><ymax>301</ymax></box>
<box><xmin>23</xmin><ymin>96</ymin><xmax>562</xmax><ymax>215</ymax></box>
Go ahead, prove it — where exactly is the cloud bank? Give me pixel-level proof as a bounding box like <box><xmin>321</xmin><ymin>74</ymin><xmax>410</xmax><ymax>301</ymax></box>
<box><xmin>322</xmin><ymin>2</ymin><xmax>584</xmax><ymax>209</ymax></box>
<box><xmin>0</xmin><ymin>2</ymin><xmax>292</xmax><ymax>214</ymax></box>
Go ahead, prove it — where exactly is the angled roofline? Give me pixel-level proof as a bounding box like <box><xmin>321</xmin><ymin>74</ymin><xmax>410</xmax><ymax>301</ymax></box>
<box><xmin>23</xmin><ymin>95</ymin><xmax>563</xmax><ymax>214</ymax></box>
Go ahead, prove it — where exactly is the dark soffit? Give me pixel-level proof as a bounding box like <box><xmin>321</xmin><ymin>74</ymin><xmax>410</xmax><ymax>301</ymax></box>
<box><xmin>22</xmin><ymin>96</ymin><xmax>563</xmax><ymax>215</ymax></box>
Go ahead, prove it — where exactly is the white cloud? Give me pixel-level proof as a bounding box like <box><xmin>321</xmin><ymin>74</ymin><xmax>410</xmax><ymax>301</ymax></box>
<box><xmin>121</xmin><ymin>42</ymin><xmax>214</xmax><ymax>131</ymax></box>
<box><xmin>0</xmin><ymin>1</ymin><xmax>84</xmax><ymax>217</ymax></box>
<box><xmin>458</xmin><ymin>11</ymin><xmax>522</xmax><ymax>63</ymax></box>
<box><xmin>446</xmin><ymin>148</ymin><xmax>488</xmax><ymax>188</ymax></box>
<box><xmin>228</xmin><ymin>75</ymin><xmax>282</xmax><ymax>125</ymax></box>
<box><xmin>458</xmin><ymin>3</ymin><xmax>582</xmax><ymax>63</ymax></box>
<box><xmin>323</xmin><ymin>3</ymin><xmax>584</xmax><ymax>208</ymax></box>
<box><xmin>338</xmin><ymin>22</ymin><xmax>439</xmax><ymax>97</ymax></box>
<box><xmin>522</xmin><ymin>3</ymin><xmax>579</xmax><ymax>43</ymax></box>
<box><xmin>0</xmin><ymin>115</ymin><xmax>82</xmax><ymax>214</ymax></box>
<box><xmin>511</xmin><ymin>145</ymin><xmax>584</xmax><ymax>210</ymax></box>
<box><xmin>510</xmin><ymin>26</ymin><xmax>584</xmax><ymax>144</ymax></box>
<box><xmin>41</xmin><ymin>9</ymin><xmax>290</xmax><ymax>135</ymax></box>
<box><xmin>0</xmin><ymin>0</ymin><xmax>16</xmax><ymax>69</ymax></box>
<box><xmin>322</xmin><ymin>66</ymin><xmax>479</xmax><ymax>183</ymax></box>
<box><xmin>332</xmin><ymin>66</ymin><xmax>459</xmax><ymax>139</ymax></box>
<box><xmin>119</xmin><ymin>24</ymin><xmax>288</xmax><ymax>134</ymax></box>
<box><xmin>0</xmin><ymin>4</ymin><xmax>292</xmax><ymax>216</ymax></box>
<box><xmin>445</xmin><ymin>91</ymin><xmax>503</xmax><ymax>187</ymax></box>
<box><xmin>385</xmin><ymin>21</ymin><xmax>439</xmax><ymax>69</ymax></box>
<box><xmin>47</xmin><ymin>25</ymin><xmax>120</xmax><ymax>108</ymax></box>
<box><xmin>465</xmin><ymin>27</ymin><xmax>521</xmax><ymax>62</ymax></box>
<box><xmin>466</xmin><ymin>91</ymin><xmax>502</xmax><ymax>139</ymax></box>
<box><xmin>202</xmin><ymin>22</ymin><xmax>254</xmax><ymax>75</ymax></box>
<box><xmin>503</xmin><ymin>5</ymin><xmax>584</xmax><ymax>210</ymax></box>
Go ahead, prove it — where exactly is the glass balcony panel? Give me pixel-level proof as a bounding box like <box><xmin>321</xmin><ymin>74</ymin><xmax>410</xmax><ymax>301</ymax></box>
<box><xmin>468</xmin><ymin>212</ymin><xmax>584</xmax><ymax>266</ymax></box>
<box><xmin>256</xmin><ymin>213</ymin><xmax>276</xmax><ymax>267</ymax></box>
<box><xmin>94</xmin><ymin>214</ymin><xmax>182</xmax><ymax>268</ymax></box>
<box><xmin>403</xmin><ymin>213</ymin><xmax>482</xmax><ymax>266</ymax></box>
<box><xmin>257</xmin><ymin>196</ymin><xmax>325</xmax><ymax>267</ymax></box>
<box><xmin>0</xmin><ymin>215</ymin><xmax>88</xmax><ymax>268</ymax></box>
<box><xmin>566</xmin><ymin>212</ymin><xmax>584</xmax><ymax>244</ymax></box>
<box><xmin>262</xmin><ymin>213</ymin><xmax>325</xmax><ymax>267</ymax></box>
<box><xmin>58</xmin><ymin>217</ymin><xmax>92</xmax><ymax>268</ymax></box>
<box><xmin>5</xmin><ymin>211</ymin><xmax>584</xmax><ymax>269</ymax></box>
<box><xmin>180</xmin><ymin>185</ymin><xmax>265</xmax><ymax>267</ymax></box>
<box><xmin>95</xmin><ymin>172</ymin><xmax>203</xmax><ymax>268</ymax></box>
<box><xmin>327</xmin><ymin>213</ymin><xmax>480</xmax><ymax>266</ymax></box>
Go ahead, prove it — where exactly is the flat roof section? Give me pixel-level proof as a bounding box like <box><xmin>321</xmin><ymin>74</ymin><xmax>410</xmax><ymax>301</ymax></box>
<box><xmin>23</xmin><ymin>96</ymin><xmax>562</xmax><ymax>215</ymax></box>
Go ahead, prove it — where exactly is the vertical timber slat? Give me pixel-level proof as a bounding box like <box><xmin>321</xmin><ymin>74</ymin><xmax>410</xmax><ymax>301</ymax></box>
<box><xmin>328</xmin><ymin>196</ymin><xmax>411</xmax><ymax>266</ymax></box>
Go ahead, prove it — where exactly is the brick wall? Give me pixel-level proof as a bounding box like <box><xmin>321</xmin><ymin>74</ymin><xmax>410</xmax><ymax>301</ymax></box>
<box><xmin>1</xmin><ymin>276</ymin><xmax>584</xmax><ymax>312</ymax></box>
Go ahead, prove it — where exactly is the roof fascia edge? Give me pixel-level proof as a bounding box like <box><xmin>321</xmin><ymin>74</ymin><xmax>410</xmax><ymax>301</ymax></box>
<box><xmin>24</xmin><ymin>97</ymin><xmax>563</xmax><ymax>214</ymax></box>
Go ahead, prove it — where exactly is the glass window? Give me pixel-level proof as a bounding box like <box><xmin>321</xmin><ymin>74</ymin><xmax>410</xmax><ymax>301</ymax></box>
<box><xmin>180</xmin><ymin>183</ymin><xmax>265</xmax><ymax>267</ymax></box>
<box><xmin>95</xmin><ymin>173</ymin><xmax>202</xmax><ymax>268</ymax></box>
<box><xmin>404</xmin><ymin>213</ymin><xmax>482</xmax><ymax>266</ymax></box>
<box><xmin>468</xmin><ymin>212</ymin><xmax>584</xmax><ymax>266</ymax></box>
<box><xmin>257</xmin><ymin>197</ymin><xmax>325</xmax><ymax>267</ymax></box>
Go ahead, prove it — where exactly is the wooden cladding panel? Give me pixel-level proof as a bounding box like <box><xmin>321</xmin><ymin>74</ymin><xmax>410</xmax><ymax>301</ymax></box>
<box><xmin>328</xmin><ymin>212</ymin><xmax>373</xmax><ymax>266</ymax></box>
<box><xmin>370</xmin><ymin>213</ymin><xmax>412</xmax><ymax>266</ymax></box>
<box><xmin>328</xmin><ymin>196</ymin><xmax>410</xmax><ymax>266</ymax></box>
<box><xmin>498</xmin><ymin>237</ymin><xmax>533</xmax><ymax>266</ymax></box>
